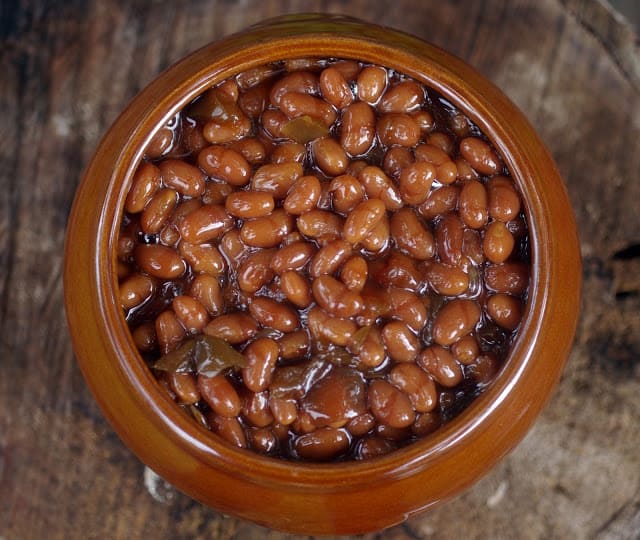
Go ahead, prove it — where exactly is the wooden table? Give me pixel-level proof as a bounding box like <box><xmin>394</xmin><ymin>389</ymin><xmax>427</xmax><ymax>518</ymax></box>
<box><xmin>2</xmin><ymin>0</ymin><xmax>639</xmax><ymax>538</ymax></box>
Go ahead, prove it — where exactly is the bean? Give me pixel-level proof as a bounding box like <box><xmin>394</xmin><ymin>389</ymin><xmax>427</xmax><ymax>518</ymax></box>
<box><xmin>158</xmin><ymin>159</ymin><xmax>206</xmax><ymax>197</ymax></box>
<box><xmin>269</xmin><ymin>397</ymin><xmax>298</xmax><ymax>425</ymax></box>
<box><xmin>388</xmin><ymin>287</ymin><xmax>428</xmax><ymax>332</ymax></box>
<box><xmin>483</xmin><ymin>221</ymin><xmax>515</xmax><ymax>263</ymax></box>
<box><xmin>389</xmin><ymin>363</ymin><xmax>437</xmax><ymax>413</ymax></box>
<box><xmin>248</xmin><ymin>427</ymin><xmax>277</xmax><ymax>454</ymax></box>
<box><xmin>381</xmin><ymin>321</ymin><xmax>419</xmax><ymax>363</ymax></box>
<box><xmin>362</xmin><ymin>216</ymin><xmax>390</xmax><ymax>253</ymax></box>
<box><xmin>169</xmin><ymin>372</ymin><xmax>200</xmax><ymax>404</ymax></box>
<box><xmin>279</xmin><ymin>92</ymin><xmax>337</xmax><ymax>126</ymax></box>
<box><xmin>270</xmin><ymin>141</ymin><xmax>305</xmax><ymax>164</ymax></box>
<box><xmin>249</xmin><ymin>296</ymin><xmax>299</xmax><ymax>332</ymax></box>
<box><xmin>378</xmin><ymin>80</ymin><xmax>424</xmax><ymax>113</ymax></box>
<box><xmin>455</xmin><ymin>158</ymin><xmax>479</xmax><ymax>181</ymax></box>
<box><xmin>377</xmin><ymin>113</ymin><xmax>420</xmax><ymax>147</ymax></box>
<box><xmin>356</xmin><ymin>286</ymin><xmax>391</xmax><ymax>327</ymax></box>
<box><xmin>319</xmin><ymin>66</ymin><xmax>353</xmax><ymax>109</ymax></box>
<box><xmin>182</xmin><ymin>120</ymin><xmax>208</xmax><ymax>155</ymax></box>
<box><xmin>155</xmin><ymin>309</ymin><xmax>186</xmax><ymax>354</ymax></box>
<box><xmin>237</xmin><ymin>249</ymin><xmax>276</xmax><ymax>293</ymax></box>
<box><xmin>278</xmin><ymin>330</ymin><xmax>309</xmax><ymax>360</ymax></box>
<box><xmin>399</xmin><ymin>162</ymin><xmax>436</xmax><ymax>205</ymax></box>
<box><xmin>283</xmin><ymin>175</ymin><xmax>322</xmax><ymax>215</ymax></box>
<box><xmin>373</xmin><ymin>251</ymin><xmax>422</xmax><ymax>290</ymax></box>
<box><xmin>219</xmin><ymin>229</ymin><xmax>250</xmax><ymax>269</ymax></box>
<box><xmin>346</xmin><ymin>413</ymin><xmax>376</xmax><ymax>438</ymax></box>
<box><xmin>460</xmin><ymin>137</ymin><xmax>501</xmax><ymax>175</ymax></box>
<box><xmin>242</xmin><ymin>337</ymin><xmax>279</xmax><ymax>392</ymax></box>
<box><xmin>294</xmin><ymin>428</ymin><xmax>350</xmax><ymax>461</ymax></box>
<box><xmin>418</xmin><ymin>185</ymin><xmax>459</xmax><ymax>220</ymax></box>
<box><xmin>198</xmin><ymin>373</ymin><xmax>242</xmax><ymax>417</ymax></box>
<box><xmin>201</xmin><ymin>183</ymin><xmax>232</xmax><ymax>205</ymax></box>
<box><xmin>269</xmin><ymin>241</ymin><xmax>316</xmax><ymax>274</ymax></box>
<box><xmin>436</xmin><ymin>213</ymin><xmax>465</xmax><ymax>266</ymax></box>
<box><xmin>451</xmin><ymin>335</ymin><xmax>480</xmax><ymax>365</ymax></box>
<box><xmin>178</xmin><ymin>204</ymin><xmax>234</xmax><ymax>244</ymax></box>
<box><xmin>307</xmin><ymin>306</ymin><xmax>357</xmax><ymax>347</ymax></box>
<box><xmin>172</xmin><ymin>295</ymin><xmax>209</xmax><ymax>334</ymax></box>
<box><xmin>425</xmin><ymin>261</ymin><xmax>469</xmax><ymax>296</ymax></box>
<box><xmin>238</xmin><ymin>83</ymin><xmax>269</xmax><ymax>118</ymax></box>
<box><xmin>487</xmin><ymin>176</ymin><xmax>521</xmax><ymax>221</ymax></box>
<box><xmin>412</xmin><ymin>110</ymin><xmax>435</xmax><ymax>133</ymax></box>
<box><xmin>203</xmin><ymin>313</ymin><xmax>258</xmax><ymax>344</ymax></box>
<box><xmin>125</xmin><ymin>162</ymin><xmax>161</xmax><ymax>213</ymax></box>
<box><xmin>356</xmin><ymin>437</ymin><xmax>396</xmax><ymax>460</ymax></box>
<box><xmin>355</xmin><ymin>326</ymin><xmax>386</xmax><ymax>368</ymax></box>
<box><xmin>484</xmin><ymin>262</ymin><xmax>529</xmax><ymax>295</ymax></box>
<box><xmin>309</xmin><ymin>239</ymin><xmax>352</xmax><ymax>278</ymax></box>
<box><xmin>426</xmin><ymin>132</ymin><xmax>455</xmax><ymax>156</ymax></box>
<box><xmin>368</xmin><ymin>379</ymin><xmax>415</xmax><ymax>429</ymax></box>
<box><xmin>412</xmin><ymin>411</ymin><xmax>442</xmax><ymax>437</ymax></box>
<box><xmin>340</xmin><ymin>256</ymin><xmax>368</xmax><ymax>292</ymax></box>
<box><xmin>210</xmin><ymin>415</ymin><xmax>248</xmax><ymax>448</ymax></box>
<box><xmin>414</xmin><ymin>144</ymin><xmax>457</xmax><ymax>185</ymax></box>
<box><xmin>357</xmin><ymin>66</ymin><xmax>387</xmax><ymax>103</ymax></box>
<box><xmin>417</xmin><ymin>345</ymin><xmax>463</xmax><ymax>387</ymax></box>
<box><xmin>459</xmin><ymin>179</ymin><xmax>488</xmax><ymax>229</ymax></box>
<box><xmin>329</xmin><ymin>174</ymin><xmax>365</xmax><ymax>214</ymax></box>
<box><xmin>197</xmin><ymin>145</ymin><xmax>251</xmax><ymax>186</ymax></box>
<box><xmin>276</xmin><ymin>271</ymin><xmax>311</xmax><ymax>309</ymax></box>
<box><xmin>330</xmin><ymin>59</ymin><xmax>360</xmax><ymax>81</ymax></box>
<box><xmin>190</xmin><ymin>274</ymin><xmax>223</xmax><ymax>317</ymax></box>
<box><xmin>240</xmin><ymin>209</ymin><xmax>294</xmax><ymax>248</ymax></box>
<box><xmin>261</xmin><ymin>109</ymin><xmax>289</xmax><ymax>139</ymax></box>
<box><xmin>343</xmin><ymin>198</ymin><xmax>386</xmax><ymax>245</ymax></box>
<box><xmin>141</xmin><ymin>188</ymin><xmax>179</xmax><ymax>234</ymax></box>
<box><xmin>131</xmin><ymin>321</ymin><xmax>157</xmax><ymax>352</ymax></box>
<box><xmin>468</xmin><ymin>353</ymin><xmax>500</xmax><ymax>385</ymax></box>
<box><xmin>269</xmin><ymin>71</ymin><xmax>319</xmax><ymax>106</ymax></box>
<box><xmin>312</xmin><ymin>275</ymin><xmax>363</xmax><ymax>318</ymax></box>
<box><xmin>390</xmin><ymin>208</ymin><xmax>435</xmax><ymax>260</ymax></box>
<box><xmin>383</xmin><ymin>146</ymin><xmax>414</xmax><ymax>179</ymax></box>
<box><xmin>135</xmin><ymin>244</ymin><xmax>186</xmax><ymax>279</ymax></box>
<box><xmin>340</xmin><ymin>102</ymin><xmax>376</xmax><ymax>156</ymax></box>
<box><xmin>487</xmin><ymin>293</ymin><xmax>523</xmax><ymax>330</ymax></box>
<box><xmin>228</xmin><ymin>137</ymin><xmax>267</xmax><ymax>165</ymax></box>
<box><xmin>432</xmin><ymin>299</ymin><xmax>481</xmax><ymax>346</ymax></box>
<box><xmin>462</xmin><ymin>228</ymin><xmax>485</xmax><ymax>267</ymax></box>
<box><xmin>178</xmin><ymin>242</ymin><xmax>225</xmax><ymax>275</ymax></box>
<box><xmin>145</xmin><ymin>125</ymin><xmax>174</xmax><ymax>159</ymax></box>
<box><xmin>203</xmin><ymin>115</ymin><xmax>251</xmax><ymax>144</ymax></box>
<box><xmin>225</xmin><ymin>191</ymin><xmax>275</xmax><ymax>219</ymax></box>
<box><xmin>251</xmin><ymin>162</ymin><xmax>303</xmax><ymax>199</ymax></box>
<box><xmin>120</xmin><ymin>273</ymin><xmax>154</xmax><ymax>310</ymax></box>
<box><xmin>296</xmin><ymin>209</ymin><xmax>343</xmax><ymax>242</ymax></box>
<box><xmin>242</xmin><ymin>390</ymin><xmax>275</xmax><ymax>427</ymax></box>
<box><xmin>358</xmin><ymin>166</ymin><xmax>403</xmax><ymax>211</ymax></box>
<box><xmin>312</xmin><ymin>137</ymin><xmax>349</xmax><ymax>176</ymax></box>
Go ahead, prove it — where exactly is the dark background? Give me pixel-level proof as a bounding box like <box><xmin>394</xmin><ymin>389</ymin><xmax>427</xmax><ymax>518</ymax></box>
<box><xmin>1</xmin><ymin>0</ymin><xmax>639</xmax><ymax>538</ymax></box>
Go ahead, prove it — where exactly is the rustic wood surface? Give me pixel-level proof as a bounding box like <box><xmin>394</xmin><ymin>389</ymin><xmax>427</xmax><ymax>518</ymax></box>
<box><xmin>1</xmin><ymin>0</ymin><xmax>639</xmax><ymax>538</ymax></box>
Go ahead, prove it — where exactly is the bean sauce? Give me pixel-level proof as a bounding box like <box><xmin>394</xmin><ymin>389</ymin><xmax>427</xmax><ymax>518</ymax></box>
<box><xmin>118</xmin><ymin>58</ymin><xmax>530</xmax><ymax>462</ymax></box>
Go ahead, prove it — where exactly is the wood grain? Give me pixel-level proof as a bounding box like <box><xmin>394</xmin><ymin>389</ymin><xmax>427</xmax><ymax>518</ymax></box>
<box><xmin>1</xmin><ymin>0</ymin><xmax>639</xmax><ymax>538</ymax></box>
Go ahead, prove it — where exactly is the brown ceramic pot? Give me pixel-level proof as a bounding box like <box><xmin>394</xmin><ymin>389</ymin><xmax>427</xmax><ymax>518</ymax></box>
<box><xmin>64</xmin><ymin>14</ymin><xmax>581</xmax><ymax>535</ymax></box>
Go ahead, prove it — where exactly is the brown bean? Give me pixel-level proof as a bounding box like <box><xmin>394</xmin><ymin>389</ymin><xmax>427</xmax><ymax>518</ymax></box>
<box><xmin>357</xmin><ymin>286</ymin><xmax>391</xmax><ymax>327</ymax></box>
<box><xmin>368</xmin><ymin>379</ymin><xmax>415</xmax><ymax>428</ymax></box>
<box><xmin>414</xmin><ymin>144</ymin><xmax>457</xmax><ymax>185</ymax></box>
<box><xmin>460</xmin><ymin>137</ymin><xmax>501</xmax><ymax>175</ymax></box>
<box><xmin>487</xmin><ymin>176</ymin><xmax>522</xmax><ymax>221</ymax></box>
<box><xmin>388</xmin><ymin>287</ymin><xmax>428</xmax><ymax>332</ymax></box>
<box><xmin>131</xmin><ymin>321</ymin><xmax>157</xmax><ymax>352</ymax></box>
<box><xmin>383</xmin><ymin>146</ymin><xmax>414</xmax><ymax>179</ymax></box>
<box><xmin>201</xmin><ymin>183</ymin><xmax>232</xmax><ymax>206</ymax></box>
<box><xmin>343</xmin><ymin>198</ymin><xmax>386</xmax><ymax>245</ymax></box>
<box><xmin>417</xmin><ymin>345</ymin><xmax>463</xmax><ymax>387</ymax></box>
<box><xmin>456</xmin><ymin>158</ymin><xmax>479</xmax><ymax>181</ymax></box>
<box><xmin>390</xmin><ymin>208</ymin><xmax>435</xmax><ymax>260</ymax></box>
<box><xmin>319</xmin><ymin>66</ymin><xmax>353</xmax><ymax>109</ymax></box>
<box><xmin>125</xmin><ymin>162</ymin><xmax>161</xmax><ymax>213</ymax></box>
<box><xmin>158</xmin><ymin>159</ymin><xmax>205</xmax><ymax>197</ymax></box>
<box><xmin>145</xmin><ymin>126</ymin><xmax>174</xmax><ymax>159</ymax></box>
<box><xmin>261</xmin><ymin>109</ymin><xmax>288</xmax><ymax>139</ymax></box>
<box><xmin>340</xmin><ymin>102</ymin><xmax>376</xmax><ymax>156</ymax></box>
<box><xmin>462</xmin><ymin>228</ymin><xmax>485</xmax><ymax>267</ymax></box>
<box><xmin>358</xmin><ymin>166</ymin><xmax>403</xmax><ymax>211</ymax></box>
<box><xmin>155</xmin><ymin>309</ymin><xmax>186</xmax><ymax>354</ymax></box>
<box><xmin>219</xmin><ymin>229</ymin><xmax>250</xmax><ymax>269</ymax></box>
<box><xmin>237</xmin><ymin>249</ymin><xmax>276</xmax><ymax>293</ymax></box>
<box><xmin>417</xmin><ymin>185</ymin><xmax>459</xmax><ymax>220</ymax></box>
<box><xmin>248</xmin><ymin>427</ymin><xmax>277</xmax><ymax>453</ymax></box>
<box><xmin>228</xmin><ymin>137</ymin><xmax>267</xmax><ymax>165</ymax></box>
<box><xmin>426</xmin><ymin>132</ymin><xmax>455</xmax><ymax>156</ymax></box>
<box><xmin>381</xmin><ymin>321</ymin><xmax>420</xmax><ymax>363</ymax></box>
<box><xmin>237</xmin><ymin>82</ymin><xmax>269</xmax><ymax>118</ymax></box>
<box><xmin>373</xmin><ymin>251</ymin><xmax>422</xmax><ymax>290</ymax></box>
<box><xmin>197</xmin><ymin>145</ymin><xmax>251</xmax><ymax>186</ymax></box>
<box><xmin>210</xmin><ymin>415</ymin><xmax>247</xmax><ymax>448</ymax></box>
<box><xmin>468</xmin><ymin>353</ymin><xmax>501</xmax><ymax>385</ymax></box>
<box><xmin>412</xmin><ymin>411</ymin><xmax>442</xmax><ymax>437</ymax></box>
<box><xmin>459</xmin><ymin>179</ymin><xmax>488</xmax><ymax>229</ymax></box>
<box><xmin>399</xmin><ymin>162</ymin><xmax>436</xmax><ymax>205</ymax></box>
<box><xmin>329</xmin><ymin>174</ymin><xmax>365</xmax><ymax>214</ymax></box>
<box><xmin>483</xmin><ymin>221</ymin><xmax>515</xmax><ymax>263</ymax></box>
<box><xmin>451</xmin><ymin>335</ymin><xmax>480</xmax><ymax>365</ymax></box>
<box><xmin>134</xmin><ymin>244</ymin><xmax>186</xmax><ymax>279</ymax></box>
<box><xmin>484</xmin><ymin>262</ymin><xmax>529</xmax><ymax>295</ymax></box>
<box><xmin>242</xmin><ymin>390</ymin><xmax>275</xmax><ymax>427</ymax></box>
<box><xmin>278</xmin><ymin>330</ymin><xmax>309</xmax><ymax>360</ymax></box>
<box><xmin>412</xmin><ymin>110</ymin><xmax>435</xmax><ymax>133</ymax></box>
<box><xmin>270</xmin><ymin>141</ymin><xmax>305</xmax><ymax>164</ymax></box>
<box><xmin>203</xmin><ymin>115</ymin><xmax>251</xmax><ymax>144</ymax></box>
<box><xmin>141</xmin><ymin>188</ymin><xmax>179</xmax><ymax>234</ymax></box>
<box><xmin>389</xmin><ymin>363</ymin><xmax>437</xmax><ymax>413</ymax></box>
<box><xmin>357</xmin><ymin>65</ymin><xmax>387</xmax><ymax>103</ymax></box>
<box><xmin>312</xmin><ymin>137</ymin><xmax>349</xmax><ymax>176</ymax></box>
<box><xmin>487</xmin><ymin>293</ymin><xmax>524</xmax><ymax>330</ymax></box>
<box><xmin>171</xmin><ymin>295</ymin><xmax>209</xmax><ymax>334</ymax></box>
<box><xmin>346</xmin><ymin>413</ymin><xmax>376</xmax><ymax>437</ymax></box>
<box><xmin>424</xmin><ymin>262</ymin><xmax>469</xmax><ymax>296</ymax></box>
<box><xmin>225</xmin><ymin>191</ymin><xmax>275</xmax><ymax>219</ymax></box>
<box><xmin>249</xmin><ymin>296</ymin><xmax>300</xmax><ymax>333</ymax></box>
<box><xmin>198</xmin><ymin>373</ymin><xmax>242</xmax><ymax>417</ymax></box>
<box><xmin>251</xmin><ymin>162</ymin><xmax>303</xmax><ymax>199</ymax></box>
<box><xmin>377</xmin><ymin>113</ymin><xmax>420</xmax><ymax>147</ymax></box>
<box><xmin>432</xmin><ymin>299</ymin><xmax>481</xmax><ymax>346</ymax></box>
<box><xmin>203</xmin><ymin>313</ymin><xmax>258</xmax><ymax>344</ymax></box>
<box><xmin>307</xmin><ymin>306</ymin><xmax>357</xmax><ymax>347</ymax></box>
<box><xmin>242</xmin><ymin>337</ymin><xmax>279</xmax><ymax>392</ymax></box>
<box><xmin>269</xmin><ymin>397</ymin><xmax>298</xmax><ymax>426</ymax></box>
<box><xmin>168</xmin><ymin>372</ymin><xmax>200</xmax><ymax>405</ymax></box>
<box><xmin>279</xmin><ymin>92</ymin><xmax>337</xmax><ymax>126</ymax></box>
<box><xmin>309</xmin><ymin>239</ymin><xmax>352</xmax><ymax>278</ymax></box>
<box><xmin>340</xmin><ymin>256</ymin><xmax>369</xmax><ymax>292</ymax></box>
<box><xmin>178</xmin><ymin>242</ymin><xmax>226</xmax><ymax>276</ymax></box>
<box><xmin>436</xmin><ymin>213</ymin><xmax>465</xmax><ymax>266</ymax></box>
<box><xmin>312</xmin><ymin>275</ymin><xmax>363</xmax><ymax>318</ymax></box>
<box><xmin>283</xmin><ymin>175</ymin><xmax>321</xmax><ymax>215</ymax></box>
<box><xmin>378</xmin><ymin>80</ymin><xmax>424</xmax><ymax>113</ymax></box>
<box><xmin>355</xmin><ymin>326</ymin><xmax>386</xmax><ymax>368</ymax></box>
<box><xmin>190</xmin><ymin>274</ymin><xmax>223</xmax><ymax>317</ymax></box>
<box><xmin>240</xmin><ymin>209</ymin><xmax>294</xmax><ymax>248</ymax></box>
<box><xmin>296</xmin><ymin>209</ymin><xmax>343</xmax><ymax>242</ymax></box>
<box><xmin>178</xmin><ymin>204</ymin><xmax>233</xmax><ymax>244</ymax></box>
<box><xmin>294</xmin><ymin>428</ymin><xmax>350</xmax><ymax>461</ymax></box>
<box><xmin>356</xmin><ymin>436</ymin><xmax>396</xmax><ymax>460</ymax></box>
<box><xmin>269</xmin><ymin>241</ymin><xmax>316</xmax><ymax>274</ymax></box>
<box><xmin>330</xmin><ymin>59</ymin><xmax>360</xmax><ymax>81</ymax></box>
<box><xmin>269</xmin><ymin>71</ymin><xmax>319</xmax><ymax>106</ymax></box>
<box><xmin>120</xmin><ymin>273</ymin><xmax>154</xmax><ymax>310</ymax></box>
